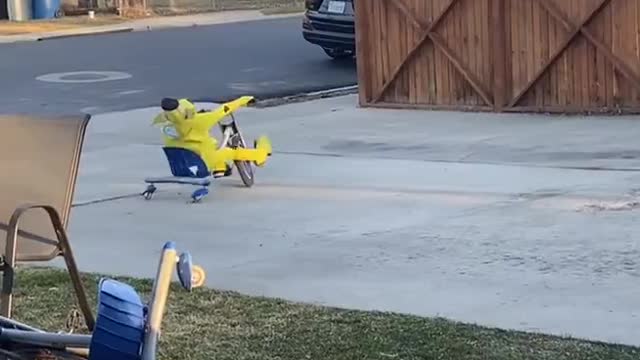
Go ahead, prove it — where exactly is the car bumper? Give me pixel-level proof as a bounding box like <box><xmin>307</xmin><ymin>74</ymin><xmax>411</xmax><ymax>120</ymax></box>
<box><xmin>302</xmin><ymin>12</ymin><xmax>355</xmax><ymax>50</ymax></box>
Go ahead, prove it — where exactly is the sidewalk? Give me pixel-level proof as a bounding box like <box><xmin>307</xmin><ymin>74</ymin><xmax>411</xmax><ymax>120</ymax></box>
<box><xmin>0</xmin><ymin>10</ymin><xmax>302</xmax><ymax>43</ymax></box>
<box><xmin>58</xmin><ymin>94</ymin><xmax>640</xmax><ymax>347</ymax></box>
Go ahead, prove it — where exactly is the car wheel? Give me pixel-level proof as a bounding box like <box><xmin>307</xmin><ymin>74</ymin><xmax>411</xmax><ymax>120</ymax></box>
<box><xmin>323</xmin><ymin>48</ymin><xmax>353</xmax><ymax>60</ymax></box>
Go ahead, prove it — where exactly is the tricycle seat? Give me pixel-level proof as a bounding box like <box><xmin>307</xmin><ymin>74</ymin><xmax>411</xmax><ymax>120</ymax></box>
<box><xmin>89</xmin><ymin>279</ymin><xmax>145</xmax><ymax>360</ymax></box>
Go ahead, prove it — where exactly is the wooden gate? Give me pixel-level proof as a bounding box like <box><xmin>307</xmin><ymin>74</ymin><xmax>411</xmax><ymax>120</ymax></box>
<box><xmin>355</xmin><ymin>0</ymin><xmax>640</xmax><ymax>114</ymax></box>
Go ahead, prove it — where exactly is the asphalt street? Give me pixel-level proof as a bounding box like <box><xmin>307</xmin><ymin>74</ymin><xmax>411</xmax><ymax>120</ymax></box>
<box><xmin>0</xmin><ymin>16</ymin><xmax>357</xmax><ymax>116</ymax></box>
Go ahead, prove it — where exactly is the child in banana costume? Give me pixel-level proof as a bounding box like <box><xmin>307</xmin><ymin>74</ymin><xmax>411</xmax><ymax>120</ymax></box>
<box><xmin>152</xmin><ymin>96</ymin><xmax>272</xmax><ymax>177</ymax></box>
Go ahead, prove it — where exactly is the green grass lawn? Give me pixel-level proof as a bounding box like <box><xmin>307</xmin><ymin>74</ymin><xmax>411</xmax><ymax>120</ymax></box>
<box><xmin>10</xmin><ymin>267</ymin><xmax>640</xmax><ymax>360</ymax></box>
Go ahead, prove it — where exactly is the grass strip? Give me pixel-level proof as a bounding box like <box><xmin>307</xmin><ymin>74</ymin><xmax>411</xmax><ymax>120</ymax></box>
<box><xmin>10</xmin><ymin>267</ymin><xmax>640</xmax><ymax>360</ymax></box>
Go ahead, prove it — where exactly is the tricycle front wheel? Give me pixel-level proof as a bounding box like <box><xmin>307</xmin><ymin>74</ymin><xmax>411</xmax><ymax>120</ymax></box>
<box><xmin>226</xmin><ymin>125</ymin><xmax>254</xmax><ymax>188</ymax></box>
<box><xmin>235</xmin><ymin>160</ymin><xmax>254</xmax><ymax>188</ymax></box>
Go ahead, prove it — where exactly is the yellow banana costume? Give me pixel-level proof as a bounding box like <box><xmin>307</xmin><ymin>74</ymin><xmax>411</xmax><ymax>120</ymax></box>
<box><xmin>152</xmin><ymin>96</ymin><xmax>272</xmax><ymax>176</ymax></box>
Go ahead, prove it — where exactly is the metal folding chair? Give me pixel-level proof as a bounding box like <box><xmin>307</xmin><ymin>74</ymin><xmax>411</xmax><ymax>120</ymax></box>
<box><xmin>0</xmin><ymin>114</ymin><xmax>94</xmax><ymax>331</ymax></box>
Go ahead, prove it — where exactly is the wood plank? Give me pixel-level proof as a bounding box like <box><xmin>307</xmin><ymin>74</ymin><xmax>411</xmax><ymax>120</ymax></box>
<box><xmin>547</xmin><ymin>2</ymin><xmax>559</xmax><ymax>107</ymax></box>
<box><xmin>434</xmin><ymin>1</ymin><xmax>441</xmax><ymax>104</ymax></box>
<box><xmin>479</xmin><ymin>0</ymin><xmax>490</xmax><ymax>105</ymax></box>
<box><xmin>365</xmin><ymin>101</ymin><xmax>494</xmax><ymax>112</ymax></box>
<box><xmin>468</xmin><ymin>0</ymin><xmax>477</xmax><ymax>105</ymax></box>
<box><xmin>595</xmin><ymin>1</ymin><xmax>607</xmax><ymax>108</ymax></box>
<box><xmin>611</xmin><ymin>0</ymin><xmax>620</xmax><ymax>107</ymax></box>
<box><xmin>572</xmin><ymin>0</ymin><xmax>582</xmax><ymax>108</ymax></box>
<box><xmin>504</xmin><ymin>0</ymin><xmax>513</xmax><ymax>102</ymax></box>
<box><xmin>586</xmin><ymin>31</ymin><xmax>598</xmax><ymax>107</ymax></box>
<box><xmin>525</xmin><ymin>0</ymin><xmax>536</xmax><ymax>106</ymax></box>
<box><xmin>381</xmin><ymin>0</ymin><xmax>391</xmax><ymax>102</ymax></box>
<box><xmin>539</xmin><ymin>0</ymin><xmax>550</xmax><ymax>107</ymax></box>
<box><xmin>506</xmin><ymin>104</ymin><xmax>640</xmax><ymax>113</ymax></box>
<box><xmin>408</xmin><ymin>0</ymin><xmax>420</xmax><ymax>104</ymax></box>
<box><xmin>454</xmin><ymin>0</ymin><xmax>465</xmax><ymax>104</ymax></box>
<box><xmin>429</xmin><ymin>32</ymin><xmax>493</xmax><ymax>105</ymax></box>
<box><xmin>511</xmin><ymin>0</ymin><xmax>521</xmax><ymax>102</ymax></box>
<box><xmin>372</xmin><ymin>0</ymin><xmax>457</xmax><ymax>103</ymax></box>
<box><xmin>439</xmin><ymin>1</ymin><xmax>452</xmax><ymax>105</ymax></box>
<box><xmin>469</xmin><ymin>0</ymin><xmax>482</xmax><ymax>105</ymax></box>
<box><xmin>426</xmin><ymin>0</ymin><xmax>437</xmax><ymax>104</ymax></box>
<box><xmin>582</xmin><ymin>21</ymin><xmax>640</xmax><ymax>95</ymax></box>
<box><xmin>565</xmin><ymin>0</ymin><xmax>575</xmax><ymax>108</ymax></box>
<box><xmin>508</xmin><ymin>0</ymin><xmax>610</xmax><ymax>108</ymax></box>
<box><xmin>480</xmin><ymin>0</ymin><xmax>491</xmax><ymax>86</ymax></box>
<box><xmin>606</xmin><ymin>0</ymin><xmax>614</xmax><ymax>108</ymax></box>
<box><xmin>470</xmin><ymin>0</ymin><xmax>479</xmax><ymax>105</ymax></box>
<box><xmin>354</xmin><ymin>0</ymin><xmax>371</xmax><ymax>104</ymax></box>
<box><xmin>390</xmin><ymin>2</ymin><xmax>402</xmax><ymax>102</ymax></box>
<box><xmin>636</xmin><ymin>0</ymin><xmax>640</xmax><ymax>104</ymax></box>
<box><xmin>400</xmin><ymin>3</ymin><xmax>412</xmax><ymax>103</ymax></box>
<box><xmin>371</xmin><ymin>0</ymin><xmax>387</xmax><ymax>102</ymax></box>
<box><xmin>518</xmin><ymin>0</ymin><xmax>527</xmax><ymax>103</ymax></box>
<box><xmin>436</xmin><ymin>0</ymin><xmax>447</xmax><ymax>105</ymax></box>
<box><xmin>620</xmin><ymin>0</ymin><xmax>638</xmax><ymax>103</ymax></box>
<box><xmin>530</xmin><ymin>0</ymin><xmax>539</xmax><ymax>106</ymax></box>
<box><xmin>491</xmin><ymin>0</ymin><xmax>507</xmax><ymax>110</ymax></box>
<box><xmin>581</xmin><ymin>36</ymin><xmax>590</xmax><ymax>108</ymax></box>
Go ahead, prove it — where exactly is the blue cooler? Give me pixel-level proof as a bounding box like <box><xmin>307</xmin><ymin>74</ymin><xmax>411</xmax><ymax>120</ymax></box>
<box><xmin>31</xmin><ymin>0</ymin><xmax>59</xmax><ymax>19</ymax></box>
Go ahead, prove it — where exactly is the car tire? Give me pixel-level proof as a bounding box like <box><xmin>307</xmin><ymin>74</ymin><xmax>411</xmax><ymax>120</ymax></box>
<box><xmin>323</xmin><ymin>48</ymin><xmax>353</xmax><ymax>60</ymax></box>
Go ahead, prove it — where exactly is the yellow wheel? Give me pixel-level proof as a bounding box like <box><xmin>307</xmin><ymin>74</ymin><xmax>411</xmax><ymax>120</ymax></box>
<box><xmin>192</xmin><ymin>265</ymin><xmax>206</xmax><ymax>288</ymax></box>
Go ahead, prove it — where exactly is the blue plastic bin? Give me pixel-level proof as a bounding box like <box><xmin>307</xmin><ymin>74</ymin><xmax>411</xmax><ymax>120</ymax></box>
<box><xmin>31</xmin><ymin>0</ymin><xmax>59</xmax><ymax>19</ymax></box>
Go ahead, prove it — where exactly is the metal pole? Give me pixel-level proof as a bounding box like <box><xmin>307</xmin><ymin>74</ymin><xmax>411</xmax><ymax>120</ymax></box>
<box><xmin>0</xmin><ymin>209</ymin><xmax>20</xmax><ymax>318</ymax></box>
<box><xmin>141</xmin><ymin>242</ymin><xmax>177</xmax><ymax>360</ymax></box>
<box><xmin>0</xmin><ymin>316</ymin><xmax>46</xmax><ymax>333</ymax></box>
<box><xmin>0</xmin><ymin>329</ymin><xmax>92</xmax><ymax>348</ymax></box>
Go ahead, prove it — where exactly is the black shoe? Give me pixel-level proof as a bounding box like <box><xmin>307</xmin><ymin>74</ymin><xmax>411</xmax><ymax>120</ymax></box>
<box><xmin>213</xmin><ymin>164</ymin><xmax>233</xmax><ymax>178</ymax></box>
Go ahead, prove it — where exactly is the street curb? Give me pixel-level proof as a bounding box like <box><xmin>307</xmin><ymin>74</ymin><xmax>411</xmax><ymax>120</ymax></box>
<box><xmin>37</xmin><ymin>27</ymin><xmax>134</xmax><ymax>41</ymax></box>
<box><xmin>1</xmin><ymin>12</ymin><xmax>302</xmax><ymax>44</ymax></box>
<box><xmin>254</xmin><ymin>85</ymin><xmax>359</xmax><ymax>108</ymax></box>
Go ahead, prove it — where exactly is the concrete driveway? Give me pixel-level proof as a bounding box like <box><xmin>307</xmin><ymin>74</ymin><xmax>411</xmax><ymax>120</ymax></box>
<box><xmin>63</xmin><ymin>95</ymin><xmax>640</xmax><ymax>346</ymax></box>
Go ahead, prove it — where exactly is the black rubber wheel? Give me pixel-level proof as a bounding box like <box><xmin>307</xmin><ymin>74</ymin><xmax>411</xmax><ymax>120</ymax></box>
<box><xmin>323</xmin><ymin>48</ymin><xmax>353</xmax><ymax>60</ymax></box>
<box><xmin>54</xmin><ymin>9</ymin><xmax>64</xmax><ymax>18</ymax></box>
<box><xmin>227</xmin><ymin>127</ymin><xmax>254</xmax><ymax>188</ymax></box>
<box><xmin>236</xmin><ymin>160</ymin><xmax>254</xmax><ymax>188</ymax></box>
<box><xmin>142</xmin><ymin>184</ymin><xmax>156</xmax><ymax>200</ymax></box>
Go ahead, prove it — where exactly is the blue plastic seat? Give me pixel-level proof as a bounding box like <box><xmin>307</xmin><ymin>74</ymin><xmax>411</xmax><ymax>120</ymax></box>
<box><xmin>88</xmin><ymin>279</ymin><xmax>145</xmax><ymax>360</ymax></box>
<box><xmin>162</xmin><ymin>147</ymin><xmax>210</xmax><ymax>178</ymax></box>
<box><xmin>143</xmin><ymin>147</ymin><xmax>213</xmax><ymax>201</ymax></box>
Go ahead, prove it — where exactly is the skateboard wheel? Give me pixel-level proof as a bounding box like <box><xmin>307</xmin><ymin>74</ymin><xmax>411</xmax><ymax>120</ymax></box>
<box><xmin>143</xmin><ymin>185</ymin><xmax>157</xmax><ymax>200</ymax></box>
<box><xmin>191</xmin><ymin>187</ymin><xmax>209</xmax><ymax>203</ymax></box>
<box><xmin>191</xmin><ymin>265</ymin><xmax>206</xmax><ymax>288</ymax></box>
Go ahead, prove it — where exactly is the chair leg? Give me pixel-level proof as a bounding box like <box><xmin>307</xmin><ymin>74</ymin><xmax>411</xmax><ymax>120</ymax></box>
<box><xmin>0</xmin><ymin>216</ymin><xmax>19</xmax><ymax>319</ymax></box>
<box><xmin>1</xmin><ymin>204</ymin><xmax>95</xmax><ymax>331</ymax></box>
<box><xmin>58</xmin><ymin>228</ymin><xmax>95</xmax><ymax>332</ymax></box>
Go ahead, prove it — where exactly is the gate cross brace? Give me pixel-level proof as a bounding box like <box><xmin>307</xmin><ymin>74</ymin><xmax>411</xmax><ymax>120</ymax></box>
<box><xmin>374</xmin><ymin>0</ymin><xmax>493</xmax><ymax>106</ymax></box>
<box><xmin>510</xmin><ymin>0</ymin><xmax>640</xmax><ymax>107</ymax></box>
<box><xmin>538</xmin><ymin>0</ymin><xmax>640</xmax><ymax>93</ymax></box>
